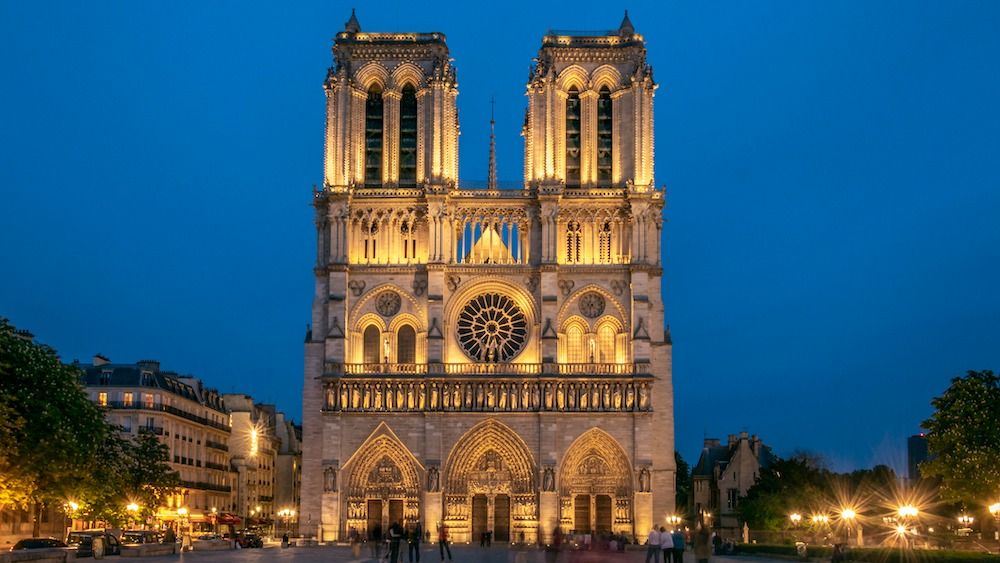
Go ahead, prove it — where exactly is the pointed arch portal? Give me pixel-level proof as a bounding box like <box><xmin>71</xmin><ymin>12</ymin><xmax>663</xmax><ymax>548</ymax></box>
<box><xmin>558</xmin><ymin>428</ymin><xmax>634</xmax><ymax>536</ymax></box>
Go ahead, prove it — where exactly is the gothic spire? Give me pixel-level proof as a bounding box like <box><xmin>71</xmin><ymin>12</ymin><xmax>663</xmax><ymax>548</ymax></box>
<box><xmin>345</xmin><ymin>8</ymin><xmax>361</xmax><ymax>33</ymax></box>
<box><xmin>488</xmin><ymin>97</ymin><xmax>497</xmax><ymax>192</ymax></box>
<box><xmin>618</xmin><ymin>10</ymin><xmax>635</xmax><ymax>36</ymax></box>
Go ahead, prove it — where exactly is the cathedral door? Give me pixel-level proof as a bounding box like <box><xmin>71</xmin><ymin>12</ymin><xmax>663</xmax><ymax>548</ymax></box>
<box><xmin>389</xmin><ymin>499</ymin><xmax>404</xmax><ymax>528</ymax></box>
<box><xmin>493</xmin><ymin>494</ymin><xmax>510</xmax><ymax>541</ymax></box>
<box><xmin>472</xmin><ymin>495</ymin><xmax>488</xmax><ymax>542</ymax></box>
<box><xmin>574</xmin><ymin>495</ymin><xmax>591</xmax><ymax>533</ymax></box>
<box><xmin>367</xmin><ymin>499</ymin><xmax>383</xmax><ymax>537</ymax></box>
<box><xmin>595</xmin><ymin>495</ymin><xmax>612</xmax><ymax>534</ymax></box>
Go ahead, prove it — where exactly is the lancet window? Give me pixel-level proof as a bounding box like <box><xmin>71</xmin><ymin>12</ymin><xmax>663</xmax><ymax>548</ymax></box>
<box><xmin>363</xmin><ymin>325</ymin><xmax>381</xmax><ymax>364</ymax></box>
<box><xmin>598</xmin><ymin>324</ymin><xmax>616</xmax><ymax>363</ymax></box>
<box><xmin>566</xmin><ymin>221</ymin><xmax>582</xmax><ymax>263</ymax></box>
<box><xmin>453</xmin><ymin>210</ymin><xmax>529</xmax><ymax>265</ymax></box>
<box><xmin>398</xmin><ymin>84</ymin><xmax>418</xmax><ymax>186</ymax></box>
<box><xmin>566</xmin><ymin>87</ymin><xmax>582</xmax><ymax>186</ymax></box>
<box><xmin>396</xmin><ymin>325</ymin><xmax>416</xmax><ymax>364</ymax></box>
<box><xmin>363</xmin><ymin>221</ymin><xmax>378</xmax><ymax>262</ymax></box>
<box><xmin>598</xmin><ymin>221</ymin><xmax>613</xmax><ymax>263</ymax></box>
<box><xmin>364</xmin><ymin>85</ymin><xmax>384</xmax><ymax>187</ymax></box>
<box><xmin>596</xmin><ymin>86</ymin><xmax>613</xmax><ymax>183</ymax></box>
<box><xmin>566</xmin><ymin>324</ymin><xmax>586</xmax><ymax>363</ymax></box>
<box><xmin>400</xmin><ymin>221</ymin><xmax>417</xmax><ymax>261</ymax></box>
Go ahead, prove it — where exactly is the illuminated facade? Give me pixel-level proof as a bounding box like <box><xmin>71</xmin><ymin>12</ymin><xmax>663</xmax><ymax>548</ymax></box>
<box><xmin>301</xmin><ymin>11</ymin><xmax>674</xmax><ymax>542</ymax></box>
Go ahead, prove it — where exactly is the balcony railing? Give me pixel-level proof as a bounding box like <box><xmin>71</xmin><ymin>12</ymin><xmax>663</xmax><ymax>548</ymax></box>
<box><xmin>205</xmin><ymin>461</ymin><xmax>228</xmax><ymax>471</ymax></box>
<box><xmin>103</xmin><ymin>401</ymin><xmax>230</xmax><ymax>433</ymax></box>
<box><xmin>327</xmin><ymin>362</ymin><xmax>649</xmax><ymax>377</ymax></box>
<box><xmin>205</xmin><ymin>440</ymin><xmax>229</xmax><ymax>452</ymax></box>
<box><xmin>179</xmin><ymin>480</ymin><xmax>231</xmax><ymax>493</ymax></box>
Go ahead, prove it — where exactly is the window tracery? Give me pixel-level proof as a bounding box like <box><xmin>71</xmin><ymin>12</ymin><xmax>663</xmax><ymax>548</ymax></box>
<box><xmin>596</xmin><ymin>86</ymin><xmax>612</xmax><ymax>183</ymax></box>
<box><xmin>364</xmin><ymin>85</ymin><xmax>384</xmax><ymax>186</ymax></box>
<box><xmin>566</xmin><ymin>86</ymin><xmax>581</xmax><ymax>186</ymax></box>
<box><xmin>399</xmin><ymin>84</ymin><xmax>417</xmax><ymax>186</ymax></box>
<box><xmin>456</xmin><ymin>293</ymin><xmax>528</xmax><ymax>362</ymax></box>
<box><xmin>565</xmin><ymin>221</ymin><xmax>581</xmax><ymax>263</ymax></box>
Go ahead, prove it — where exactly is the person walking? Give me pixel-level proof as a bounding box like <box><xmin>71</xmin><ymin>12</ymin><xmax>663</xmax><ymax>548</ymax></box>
<box><xmin>370</xmin><ymin>523</ymin><xmax>383</xmax><ymax>561</ymax></box>
<box><xmin>672</xmin><ymin>528</ymin><xmax>686</xmax><ymax>563</ymax></box>
<box><xmin>693</xmin><ymin>525</ymin><xmax>712</xmax><ymax>563</ymax></box>
<box><xmin>408</xmin><ymin>523</ymin><xmax>423</xmax><ymax>563</ymax></box>
<box><xmin>437</xmin><ymin>522</ymin><xmax>452</xmax><ymax>562</ymax></box>
<box><xmin>388</xmin><ymin>521</ymin><xmax>404</xmax><ymax>563</ymax></box>
<box><xmin>659</xmin><ymin>526</ymin><xmax>674</xmax><ymax>563</ymax></box>
<box><xmin>645</xmin><ymin>526</ymin><xmax>662</xmax><ymax>563</ymax></box>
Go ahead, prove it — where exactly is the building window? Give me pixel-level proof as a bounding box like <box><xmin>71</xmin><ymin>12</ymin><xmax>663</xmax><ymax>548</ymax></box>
<box><xmin>363</xmin><ymin>325</ymin><xmax>381</xmax><ymax>364</ymax></box>
<box><xmin>400</xmin><ymin>221</ymin><xmax>416</xmax><ymax>260</ymax></box>
<box><xmin>98</xmin><ymin>392</ymin><xmax>108</xmax><ymax>407</ymax></box>
<box><xmin>565</xmin><ymin>221</ymin><xmax>581</xmax><ymax>263</ymax></box>
<box><xmin>363</xmin><ymin>221</ymin><xmax>378</xmax><ymax>261</ymax></box>
<box><xmin>597</xmin><ymin>86</ymin><xmax>612</xmax><ymax>183</ymax></box>
<box><xmin>123</xmin><ymin>392</ymin><xmax>133</xmax><ymax>407</ymax></box>
<box><xmin>100</xmin><ymin>369</ymin><xmax>112</xmax><ymax>385</ymax></box>
<box><xmin>727</xmin><ymin>488</ymin><xmax>739</xmax><ymax>509</ymax></box>
<box><xmin>364</xmin><ymin>85</ymin><xmax>384</xmax><ymax>187</ymax></box>
<box><xmin>565</xmin><ymin>86</ymin><xmax>581</xmax><ymax>186</ymax></box>
<box><xmin>396</xmin><ymin>325</ymin><xmax>416</xmax><ymax>364</ymax></box>
<box><xmin>566</xmin><ymin>324</ymin><xmax>585</xmax><ymax>363</ymax></box>
<box><xmin>598</xmin><ymin>324</ymin><xmax>616</xmax><ymax>363</ymax></box>
<box><xmin>143</xmin><ymin>393</ymin><xmax>154</xmax><ymax>409</ymax></box>
<box><xmin>122</xmin><ymin>417</ymin><xmax>132</xmax><ymax>432</ymax></box>
<box><xmin>399</xmin><ymin>84</ymin><xmax>418</xmax><ymax>186</ymax></box>
<box><xmin>598</xmin><ymin>221</ymin><xmax>612</xmax><ymax>263</ymax></box>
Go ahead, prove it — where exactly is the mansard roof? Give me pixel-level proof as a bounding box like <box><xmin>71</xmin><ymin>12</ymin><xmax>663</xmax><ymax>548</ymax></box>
<box><xmin>79</xmin><ymin>361</ymin><xmax>228</xmax><ymax>414</ymax></box>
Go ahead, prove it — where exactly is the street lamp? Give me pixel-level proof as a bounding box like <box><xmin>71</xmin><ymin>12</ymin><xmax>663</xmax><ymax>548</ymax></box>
<box><xmin>126</xmin><ymin>503</ymin><xmax>139</xmax><ymax>529</ymax></box>
<box><xmin>789</xmin><ymin>513</ymin><xmax>802</xmax><ymax>526</ymax></box>
<box><xmin>840</xmin><ymin>509</ymin><xmax>857</xmax><ymax>546</ymax></box>
<box><xmin>989</xmin><ymin>503</ymin><xmax>1000</xmax><ymax>543</ymax></box>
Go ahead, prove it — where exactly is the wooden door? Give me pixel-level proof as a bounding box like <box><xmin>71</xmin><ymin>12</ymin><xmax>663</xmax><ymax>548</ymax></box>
<box><xmin>493</xmin><ymin>495</ymin><xmax>510</xmax><ymax>542</ymax></box>
<box><xmin>574</xmin><ymin>494</ymin><xmax>591</xmax><ymax>534</ymax></box>
<box><xmin>367</xmin><ymin>499</ymin><xmax>383</xmax><ymax>539</ymax></box>
<box><xmin>595</xmin><ymin>495</ymin><xmax>612</xmax><ymax>534</ymax></box>
<box><xmin>388</xmin><ymin>499</ymin><xmax>404</xmax><ymax>529</ymax></box>
<box><xmin>472</xmin><ymin>495</ymin><xmax>488</xmax><ymax>542</ymax></box>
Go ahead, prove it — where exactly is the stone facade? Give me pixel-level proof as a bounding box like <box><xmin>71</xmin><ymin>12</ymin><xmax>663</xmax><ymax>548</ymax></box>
<box><xmin>692</xmin><ymin>433</ymin><xmax>774</xmax><ymax>535</ymax></box>
<box><xmin>301</xmin><ymin>12</ymin><xmax>674</xmax><ymax>543</ymax></box>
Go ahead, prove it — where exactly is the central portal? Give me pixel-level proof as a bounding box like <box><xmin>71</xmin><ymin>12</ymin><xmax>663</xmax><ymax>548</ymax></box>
<box><xmin>470</xmin><ymin>494</ymin><xmax>511</xmax><ymax>542</ymax></box>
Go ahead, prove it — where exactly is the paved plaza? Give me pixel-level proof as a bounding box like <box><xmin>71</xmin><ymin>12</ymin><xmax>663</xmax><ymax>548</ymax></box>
<box><xmin>127</xmin><ymin>545</ymin><xmax>785</xmax><ymax>563</ymax></box>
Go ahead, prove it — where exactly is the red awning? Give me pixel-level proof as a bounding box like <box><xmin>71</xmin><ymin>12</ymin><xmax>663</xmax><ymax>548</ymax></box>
<box><xmin>216</xmin><ymin>513</ymin><xmax>241</xmax><ymax>525</ymax></box>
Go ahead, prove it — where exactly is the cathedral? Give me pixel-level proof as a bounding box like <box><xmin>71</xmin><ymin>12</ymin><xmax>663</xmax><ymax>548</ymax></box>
<box><xmin>300</xmin><ymin>10</ymin><xmax>674</xmax><ymax>543</ymax></box>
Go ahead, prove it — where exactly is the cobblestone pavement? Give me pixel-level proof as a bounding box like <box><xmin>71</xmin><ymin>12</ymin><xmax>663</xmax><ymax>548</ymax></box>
<box><xmin>130</xmin><ymin>544</ymin><xmax>789</xmax><ymax>563</ymax></box>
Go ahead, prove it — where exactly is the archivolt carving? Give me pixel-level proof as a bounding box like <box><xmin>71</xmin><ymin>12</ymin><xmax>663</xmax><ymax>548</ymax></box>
<box><xmin>345</xmin><ymin>429</ymin><xmax>422</xmax><ymax>500</ymax></box>
<box><xmin>444</xmin><ymin>420</ymin><xmax>535</xmax><ymax>496</ymax></box>
<box><xmin>558</xmin><ymin>284</ymin><xmax>627</xmax><ymax>330</ymax></box>
<box><xmin>353</xmin><ymin>62</ymin><xmax>390</xmax><ymax>90</ymax></box>
<box><xmin>558</xmin><ymin>428</ymin><xmax>633</xmax><ymax>497</ymax></box>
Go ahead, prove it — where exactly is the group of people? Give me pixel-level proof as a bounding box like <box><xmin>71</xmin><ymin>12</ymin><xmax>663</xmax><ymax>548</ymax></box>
<box><xmin>349</xmin><ymin>521</ymin><xmax>429</xmax><ymax>563</ymax></box>
<box><xmin>645</xmin><ymin>525</ymin><xmax>712</xmax><ymax>563</ymax></box>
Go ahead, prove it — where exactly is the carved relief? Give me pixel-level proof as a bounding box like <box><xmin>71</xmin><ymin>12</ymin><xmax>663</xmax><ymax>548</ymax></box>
<box><xmin>446</xmin><ymin>275</ymin><xmax>461</xmax><ymax>291</ymax></box>
<box><xmin>411</xmin><ymin>279</ymin><xmax>427</xmax><ymax>296</ymax></box>
<box><xmin>558</xmin><ymin>279</ymin><xmax>575</xmax><ymax>296</ymax></box>
<box><xmin>578</xmin><ymin>292</ymin><xmax>606</xmax><ymax>318</ymax></box>
<box><xmin>348</xmin><ymin>280</ymin><xmax>366</xmax><ymax>296</ymax></box>
<box><xmin>375</xmin><ymin>291</ymin><xmax>402</xmax><ymax>316</ymax></box>
<box><xmin>610</xmin><ymin>279</ymin><xmax>627</xmax><ymax>296</ymax></box>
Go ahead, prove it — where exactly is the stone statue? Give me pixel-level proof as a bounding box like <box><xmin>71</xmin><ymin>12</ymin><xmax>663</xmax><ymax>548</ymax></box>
<box><xmin>638</xmin><ymin>467</ymin><xmax>650</xmax><ymax>492</ymax></box>
<box><xmin>638</xmin><ymin>383</ymin><xmax>650</xmax><ymax>411</ymax></box>
<box><xmin>542</xmin><ymin>467</ymin><xmax>555</xmax><ymax>492</ymax></box>
<box><xmin>613</xmin><ymin>384</ymin><xmax>622</xmax><ymax>409</ymax></box>
<box><xmin>324</xmin><ymin>466</ymin><xmax>337</xmax><ymax>492</ymax></box>
<box><xmin>427</xmin><ymin>467</ymin><xmax>440</xmax><ymax>492</ymax></box>
<box><xmin>625</xmin><ymin>384</ymin><xmax>635</xmax><ymax>410</ymax></box>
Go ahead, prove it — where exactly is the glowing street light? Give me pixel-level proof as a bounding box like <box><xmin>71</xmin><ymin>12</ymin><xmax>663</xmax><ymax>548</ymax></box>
<box><xmin>957</xmin><ymin>513</ymin><xmax>974</xmax><ymax>527</ymax></box>
<box><xmin>126</xmin><ymin>503</ymin><xmax>139</xmax><ymax>513</ymax></box>
<box><xmin>989</xmin><ymin>503</ymin><xmax>1000</xmax><ymax>543</ymax></box>
<box><xmin>897</xmin><ymin>505</ymin><xmax>918</xmax><ymax>518</ymax></box>
<box><xmin>789</xmin><ymin>513</ymin><xmax>802</xmax><ymax>526</ymax></box>
<box><xmin>840</xmin><ymin>508</ymin><xmax>858</xmax><ymax>546</ymax></box>
<box><xmin>811</xmin><ymin>514</ymin><xmax>830</xmax><ymax>525</ymax></box>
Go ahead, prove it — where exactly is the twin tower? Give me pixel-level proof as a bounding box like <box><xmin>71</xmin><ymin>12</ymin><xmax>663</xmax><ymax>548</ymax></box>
<box><xmin>301</xmin><ymin>11</ymin><xmax>674</xmax><ymax>543</ymax></box>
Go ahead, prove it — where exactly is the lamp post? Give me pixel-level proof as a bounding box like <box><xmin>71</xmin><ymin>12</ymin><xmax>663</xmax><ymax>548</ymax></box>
<box><xmin>840</xmin><ymin>509</ymin><xmax>856</xmax><ymax>546</ymax></box>
<box><xmin>126</xmin><ymin>503</ymin><xmax>140</xmax><ymax>530</ymax></box>
<box><xmin>988</xmin><ymin>503</ymin><xmax>1000</xmax><ymax>544</ymax></box>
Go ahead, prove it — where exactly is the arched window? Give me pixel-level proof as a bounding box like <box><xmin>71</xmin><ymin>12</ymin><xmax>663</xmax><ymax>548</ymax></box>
<box><xmin>566</xmin><ymin>221</ymin><xmax>582</xmax><ymax>263</ymax></box>
<box><xmin>363</xmin><ymin>325</ymin><xmax>381</xmax><ymax>364</ymax></box>
<box><xmin>396</xmin><ymin>325</ymin><xmax>416</xmax><ymax>364</ymax></box>
<box><xmin>399</xmin><ymin>84</ymin><xmax>418</xmax><ymax>186</ymax></box>
<box><xmin>567</xmin><ymin>324</ymin><xmax>586</xmax><ymax>363</ymax></box>
<box><xmin>363</xmin><ymin>220</ymin><xmax>378</xmax><ymax>262</ymax></box>
<box><xmin>598</xmin><ymin>324</ymin><xmax>616</xmax><ymax>363</ymax></box>
<box><xmin>565</xmin><ymin>86</ymin><xmax>581</xmax><ymax>186</ymax></box>
<box><xmin>597</xmin><ymin>86</ymin><xmax>612</xmax><ymax>183</ymax></box>
<box><xmin>364</xmin><ymin>85</ymin><xmax>384</xmax><ymax>187</ymax></box>
<box><xmin>598</xmin><ymin>221</ymin><xmax>612</xmax><ymax>264</ymax></box>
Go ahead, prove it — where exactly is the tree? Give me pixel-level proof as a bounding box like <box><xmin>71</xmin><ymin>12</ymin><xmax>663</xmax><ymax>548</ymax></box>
<box><xmin>0</xmin><ymin>318</ymin><xmax>110</xmax><ymax>535</ymax></box>
<box><xmin>737</xmin><ymin>454</ymin><xmax>829</xmax><ymax>530</ymax></box>
<box><xmin>920</xmin><ymin>370</ymin><xmax>1000</xmax><ymax>506</ymax></box>
<box><xmin>675</xmin><ymin>451</ymin><xmax>691</xmax><ymax>515</ymax></box>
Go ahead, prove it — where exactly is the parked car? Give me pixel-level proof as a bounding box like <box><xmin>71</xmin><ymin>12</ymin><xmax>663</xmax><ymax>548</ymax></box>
<box><xmin>66</xmin><ymin>530</ymin><xmax>121</xmax><ymax>557</ymax></box>
<box><xmin>121</xmin><ymin>530</ymin><xmax>163</xmax><ymax>544</ymax></box>
<box><xmin>235</xmin><ymin>531</ymin><xmax>263</xmax><ymax>548</ymax></box>
<box><xmin>10</xmin><ymin>537</ymin><xmax>69</xmax><ymax>550</ymax></box>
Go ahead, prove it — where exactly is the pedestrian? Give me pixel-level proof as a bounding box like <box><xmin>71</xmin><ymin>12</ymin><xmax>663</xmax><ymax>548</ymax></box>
<box><xmin>645</xmin><ymin>526</ymin><xmax>661</xmax><ymax>563</ymax></box>
<box><xmin>388</xmin><ymin>521</ymin><xmax>404</xmax><ymax>563</ymax></box>
<box><xmin>659</xmin><ymin>526</ymin><xmax>674</xmax><ymax>563</ymax></box>
<box><xmin>408</xmin><ymin>522</ymin><xmax>422</xmax><ymax>563</ymax></box>
<box><xmin>545</xmin><ymin>527</ymin><xmax>562</xmax><ymax>563</ymax></box>
<box><xmin>694</xmin><ymin>525</ymin><xmax>712</xmax><ymax>563</ymax></box>
<box><xmin>437</xmin><ymin>522</ymin><xmax>452</xmax><ymax>562</ymax></box>
<box><xmin>370</xmin><ymin>523</ymin><xmax>383</xmax><ymax>561</ymax></box>
<box><xmin>672</xmin><ymin>528</ymin><xmax>686</xmax><ymax>563</ymax></box>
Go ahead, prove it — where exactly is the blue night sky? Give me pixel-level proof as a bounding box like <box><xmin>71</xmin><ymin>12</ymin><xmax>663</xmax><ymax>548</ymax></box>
<box><xmin>2</xmin><ymin>1</ymin><xmax>998</xmax><ymax>472</ymax></box>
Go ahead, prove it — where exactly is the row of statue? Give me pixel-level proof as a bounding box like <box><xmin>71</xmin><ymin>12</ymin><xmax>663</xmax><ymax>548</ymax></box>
<box><xmin>325</xmin><ymin>379</ymin><xmax>652</xmax><ymax>412</ymax></box>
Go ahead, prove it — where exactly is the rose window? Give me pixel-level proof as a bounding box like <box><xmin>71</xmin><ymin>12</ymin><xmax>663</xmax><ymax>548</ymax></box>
<box><xmin>456</xmin><ymin>293</ymin><xmax>528</xmax><ymax>362</ymax></box>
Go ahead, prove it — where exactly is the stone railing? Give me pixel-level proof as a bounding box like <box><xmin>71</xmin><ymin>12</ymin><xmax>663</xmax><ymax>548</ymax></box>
<box><xmin>328</xmin><ymin>362</ymin><xmax>650</xmax><ymax>377</ymax></box>
<box><xmin>322</xmin><ymin>377</ymin><xmax>652</xmax><ymax>413</ymax></box>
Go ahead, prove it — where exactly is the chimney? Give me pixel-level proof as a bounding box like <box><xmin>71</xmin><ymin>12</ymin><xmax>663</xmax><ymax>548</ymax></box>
<box><xmin>728</xmin><ymin>434</ymin><xmax>738</xmax><ymax>447</ymax></box>
<box><xmin>137</xmin><ymin>359</ymin><xmax>160</xmax><ymax>372</ymax></box>
<box><xmin>93</xmin><ymin>354</ymin><xmax>110</xmax><ymax>366</ymax></box>
<box><xmin>704</xmin><ymin>438</ymin><xmax>720</xmax><ymax>448</ymax></box>
<box><xmin>739</xmin><ymin>431</ymin><xmax>749</xmax><ymax>440</ymax></box>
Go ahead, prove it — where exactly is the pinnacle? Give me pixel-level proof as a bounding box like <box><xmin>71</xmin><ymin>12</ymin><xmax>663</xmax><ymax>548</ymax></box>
<box><xmin>619</xmin><ymin>10</ymin><xmax>635</xmax><ymax>36</ymax></box>
<box><xmin>345</xmin><ymin>8</ymin><xmax>361</xmax><ymax>33</ymax></box>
